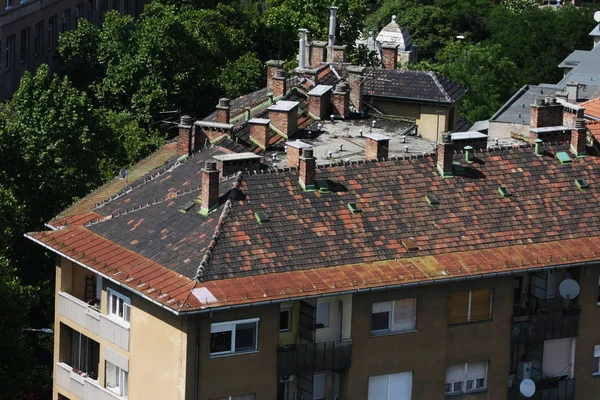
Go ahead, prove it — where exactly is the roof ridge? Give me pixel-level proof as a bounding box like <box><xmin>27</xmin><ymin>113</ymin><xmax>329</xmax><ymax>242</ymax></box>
<box><xmin>195</xmin><ymin>173</ymin><xmax>244</xmax><ymax>281</ymax></box>
<box><xmin>427</xmin><ymin>71</ymin><xmax>452</xmax><ymax>103</ymax></box>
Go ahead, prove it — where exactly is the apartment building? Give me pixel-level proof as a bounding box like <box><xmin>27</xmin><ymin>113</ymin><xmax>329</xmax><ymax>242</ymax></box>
<box><xmin>0</xmin><ymin>0</ymin><xmax>144</xmax><ymax>99</ymax></box>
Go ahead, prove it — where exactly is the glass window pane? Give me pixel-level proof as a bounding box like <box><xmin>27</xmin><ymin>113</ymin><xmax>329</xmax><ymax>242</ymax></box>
<box><xmin>122</xmin><ymin>370</ymin><xmax>128</xmax><ymax>396</ymax></box>
<box><xmin>279</xmin><ymin>310</ymin><xmax>290</xmax><ymax>331</ymax></box>
<box><xmin>234</xmin><ymin>323</ymin><xmax>257</xmax><ymax>352</ymax></box>
<box><xmin>313</xmin><ymin>374</ymin><xmax>325</xmax><ymax>400</ymax></box>
<box><xmin>316</xmin><ymin>301</ymin><xmax>329</xmax><ymax>327</ymax></box>
<box><xmin>210</xmin><ymin>330</ymin><xmax>232</xmax><ymax>354</ymax></box>
<box><xmin>371</xmin><ymin>312</ymin><xmax>390</xmax><ymax>332</ymax></box>
<box><xmin>476</xmin><ymin>378</ymin><xmax>485</xmax><ymax>389</ymax></box>
<box><xmin>466</xmin><ymin>380</ymin><xmax>473</xmax><ymax>390</ymax></box>
<box><xmin>453</xmin><ymin>382</ymin><xmax>462</xmax><ymax>392</ymax></box>
<box><xmin>111</xmin><ymin>294</ymin><xmax>117</xmax><ymax>315</ymax></box>
<box><xmin>106</xmin><ymin>362</ymin><xmax>118</xmax><ymax>390</ymax></box>
<box><xmin>123</xmin><ymin>303</ymin><xmax>131</xmax><ymax>322</ymax></box>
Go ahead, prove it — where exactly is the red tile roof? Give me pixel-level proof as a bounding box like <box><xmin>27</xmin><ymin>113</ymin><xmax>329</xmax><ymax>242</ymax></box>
<box><xmin>582</xmin><ymin>97</ymin><xmax>600</xmax><ymax>119</ymax></box>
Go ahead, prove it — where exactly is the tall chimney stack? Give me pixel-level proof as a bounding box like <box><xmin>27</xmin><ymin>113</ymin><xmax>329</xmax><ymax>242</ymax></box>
<box><xmin>328</xmin><ymin>6</ymin><xmax>337</xmax><ymax>47</ymax></box>
<box><xmin>571</xmin><ymin>118</ymin><xmax>587</xmax><ymax>157</ymax></box>
<box><xmin>177</xmin><ymin>115</ymin><xmax>195</xmax><ymax>155</ymax></box>
<box><xmin>200</xmin><ymin>161</ymin><xmax>220</xmax><ymax>215</ymax></box>
<box><xmin>437</xmin><ymin>133</ymin><xmax>455</xmax><ymax>177</ymax></box>
<box><xmin>298</xmin><ymin>29</ymin><xmax>309</xmax><ymax>70</ymax></box>
<box><xmin>216</xmin><ymin>98</ymin><xmax>231</xmax><ymax>124</ymax></box>
<box><xmin>299</xmin><ymin>148</ymin><xmax>316</xmax><ymax>190</ymax></box>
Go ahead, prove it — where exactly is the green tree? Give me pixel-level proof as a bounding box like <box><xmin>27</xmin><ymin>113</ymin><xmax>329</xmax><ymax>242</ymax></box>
<box><xmin>218</xmin><ymin>53</ymin><xmax>266</xmax><ymax>99</ymax></box>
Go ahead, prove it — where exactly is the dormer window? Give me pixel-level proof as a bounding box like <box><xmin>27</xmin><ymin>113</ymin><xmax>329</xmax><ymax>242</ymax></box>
<box><xmin>108</xmin><ymin>289</ymin><xmax>130</xmax><ymax>325</ymax></box>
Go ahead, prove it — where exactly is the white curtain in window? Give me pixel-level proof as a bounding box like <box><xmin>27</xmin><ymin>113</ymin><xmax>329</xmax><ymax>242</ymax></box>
<box><xmin>445</xmin><ymin>365</ymin><xmax>464</xmax><ymax>383</ymax></box>
<box><xmin>388</xmin><ymin>372</ymin><xmax>412</xmax><ymax>400</ymax></box>
<box><xmin>368</xmin><ymin>375</ymin><xmax>389</xmax><ymax>400</ymax></box>
<box><xmin>393</xmin><ymin>299</ymin><xmax>415</xmax><ymax>331</ymax></box>
<box><xmin>466</xmin><ymin>362</ymin><xmax>487</xmax><ymax>380</ymax></box>
<box><xmin>595</xmin><ymin>345</ymin><xmax>600</xmax><ymax>358</ymax></box>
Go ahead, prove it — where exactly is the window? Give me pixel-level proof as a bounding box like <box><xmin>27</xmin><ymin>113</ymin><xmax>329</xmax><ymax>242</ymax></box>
<box><xmin>88</xmin><ymin>0</ymin><xmax>95</xmax><ymax>22</ymax></box>
<box><xmin>20</xmin><ymin>28</ymin><xmax>29</xmax><ymax>64</ymax></box>
<box><xmin>70</xmin><ymin>329</ymin><xmax>100</xmax><ymax>377</ymax></box>
<box><xmin>123</xmin><ymin>0</ymin><xmax>129</xmax><ymax>14</ymax></box>
<box><xmin>546</xmin><ymin>270</ymin><xmax>557</xmax><ymax>299</ymax></box>
<box><xmin>316</xmin><ymin>300</ymin><xmax>329</xmax><ymax>328</ymax></box>
<box><xmin>5</xmin><ymin>0</ymin><xmax>13</xmax><ymax>10</ymax></box>
<box><xmin>112</xmin><ymin>0</ymin><xmax>118</xmax><ymax>11</ymax></box>
<box><xmin>542</xmin><ymin>338</ymin><xmax>574</xmax><ymax>378</ymax></box>
<box><xmin>448</xmin><ymin>290</ymin><xmax>492</xmax><ymax>324</ymax></box>
<box><xmin>313</xmin><ymin>374</ymin><xmax>326</xmax><ymax>400</ymax></box>
<box><xmin>62</xmin><ymin>9</ymin><xmax>71</xmax><ymax>32</ymax></box>
<box><xmin>100</xmin><ymin>0</ymin><xmax>107</xmax><ymax>22</ymax></box>
<box><xmin>34</xmin><ymin>22</ymin><xmax>43</xmax><ymax>57</ymax></box>
<box><xmin>48</xmin><ymin>16</ymin><xmax>57</xmax><ymax>50</ymax></box>
<box><xmin>5</xmin><ymin>35</ymin><xmax>14</xmax><ymax>70</ymax></box>
<box><xmin>210</xmin><ymin>394</ymin><xmax>255</xmax><ymax>400</ymax></box>
<box><xmin>368</xmin><ymin>372</ymin><xmax>412</xmax><ymax>400</ymax></box>
<box><xmin>279</xmin><ymin>305</ymin><xmax>291</xmax><ymax>332</ymax></box>
<box><xmin>597</xmin><ymin>277</ymin><xmax>600</xmax><ymax>306</ymax></box>
<box><xmin>445</xmin><ymin>362</ymin><xmax>487</xmax><ymax>395</ymax></box>
<box><xmin>594</xmin><ymin>345</ymin><xmax>600</xmax><ymax>375</ymax></box>
<box><xmin>108</xmin><ymin>289</ymin><xmax>130</xmax><ymax>324</ymax></box>
<box><xmin>210</xmin><ymin>318</ymin><xmax>258</xmax><ymax>356</ymax></box>
<box><xmin>372</xmin><ymin>298</ymin><xmax>416</xmax><ymax>334</ymax></box>
<box><xmin>106</xmin><ymin>361</ymin><xmax>128</xmax><ymax>397</ymax></box>
<box><xmin>75</xmin><ymin>3</ymin><xmax>83</xmax><ymax>23</ymax></box>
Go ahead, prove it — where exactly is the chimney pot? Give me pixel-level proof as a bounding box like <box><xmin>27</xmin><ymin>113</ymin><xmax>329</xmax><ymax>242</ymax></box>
<box><xmin>180</xmin><ymin>115</ymin><xmax>193</xmax><ymax>125</ymax></box>
<box><xmin>216</xmin><ymin>98</ymin><xmax>231</xmax><ymax>124</ymax></box>
<box><xmin>534</xmin><ymin>138</ymin><xmax>543</xmax><ymax>156</ymax></box>
<box><xmin>205</xmin><ymin>161</ymin><xmax>217</xmax><ymax>171</ymax></box>
<box><xmin>571</xmin><ymin>118</ymin><xmax>587</xmax><ymax>156</ymax></box>
<box><xmin>441</xmin><ymin>133</ymin><xmax>452</xmax><ymax>144</ymax></box>
<box><xmin>299</xmin><ymin>147</ymin><xmax>316</xmax><ymax>190</ymax></box>
<box><xmin>464</xmin><ymin>145</ymin><xmax>473</xmax><ymax>163</ymax></box>
<box><xmin>218</xmin><ymin>98</ymin><xmax>231</xmax><ymax>108</ymax></box>
<box><xmin>328</xmin><ymin>6</ymin><xmax>338</xmax><ymax>47</ymax></box>
<box><xmin>302</xmin><ymin>148</ymin><xmax>314</xmax><ymax>158</ymax></box>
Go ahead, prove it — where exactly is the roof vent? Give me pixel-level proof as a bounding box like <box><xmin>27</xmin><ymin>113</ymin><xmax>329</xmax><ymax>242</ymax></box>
<box><xmin>179</xmin><ymin>200</ymin><xmax>196</xmax><ymax>213</ymax></box>
<box><xmin>425</xmin><ymin>193</ymin><xmax>440</xmax><ymax>206</ymax></box>
<box><xmin>255</xmin><ymin>212</ymin><xmax>269</xmax><ymax>224</ymax></box>
<box><xmin>402</xmin><ymin>239</ymin><xmax>419</xmax><ymax>251</ymax></box>
<box><xmin>347</xmin><ymin>203</ymin><xmax>362</xmax><ymax>214</ymax></box>
<box><xmin>498</xmin><ymin>187</ymin><xmax>511</xmax><ymax>198</ymax></box>
<box><xmin>556</xmin><ymin>152</ymin><xmax>572</xmax><ymax>164</ymax></box>
<box><xmin>575</xmin><ymin>178</ymin><xmax>589</xmax><ymax>190</ymax></box>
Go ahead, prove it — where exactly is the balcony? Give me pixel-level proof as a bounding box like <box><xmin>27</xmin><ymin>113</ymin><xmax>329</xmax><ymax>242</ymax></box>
<box><xmin>277</xmin><ymin>339</ymin><xmax>352</xmax><ymax>377</ymax></box>
<box><xmin>511</xmin><ymin>309</ymin><xmax>579</xmax><ymax>345</ymax></box>
<box><xmin>508</xmin><ymin>378</ymin><xmax>575</xmax><ymax>400</ymax></box>
<box><xmin>56</xmin><ymin>362</ymin><xmax>121</xmax><ymax>400</ymax></box>
<box><xmin>58</xmin><ymin>291</ymin><xmax>130</xmax><ymax>351</ymax></box>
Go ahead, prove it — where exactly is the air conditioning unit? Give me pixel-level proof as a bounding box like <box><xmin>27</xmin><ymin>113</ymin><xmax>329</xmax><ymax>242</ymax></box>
<box><xmin>279</xmin><ymin>375</ymin><xmax>295</xmax><ymax>383</ymax></box>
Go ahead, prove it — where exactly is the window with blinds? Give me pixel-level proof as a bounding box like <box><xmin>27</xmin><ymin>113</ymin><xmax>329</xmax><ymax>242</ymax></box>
<box><xmin>593</xmin><ymin>345</ymin><xmax>600</xmax><ymax>375</ymax></box>
<box><xmin>368</xmin><ymin>372</ymin><xmax>412</xmax><ymax>400</ymax></box>
<box><xmin>445</xmin><ymin>362</ymin><xmax>487</xmax><ymax>395</ymax></box>
<box><xmin>448</xmin><ymin>290</ymin><xmax>492</xmax><ymax>324</ymax></box>
<box><xmin>371</xmin><ymin>298</ymin><xmax>416</xmax><ymax>334</ymax></box>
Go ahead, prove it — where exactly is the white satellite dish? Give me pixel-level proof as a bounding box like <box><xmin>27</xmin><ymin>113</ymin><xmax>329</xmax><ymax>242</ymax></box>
<box><xmin>595</xmin><ymin>11</ymin><xmax>600</xmax><ymax>23</ymax></box>
<box><xmin>520</xmin><ymin>379</ymin><xmax>536</xmax><ymax>398</ymax></box>
<box><xmin>559</xmin><ymin>279</ymin><xmax>580</xmax><ymax>300</ymax></box>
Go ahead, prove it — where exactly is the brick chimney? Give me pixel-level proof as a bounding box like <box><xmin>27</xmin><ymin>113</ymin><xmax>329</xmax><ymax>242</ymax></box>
<box><xmin>327</xmin><ymin>45</ymin><xmax>347</xmax><ymax>63</ymax></box>
<box><xmin>530</xmin><ymin>97</ymin><xmax>562</xmax><ymax>128</ymax></box>
<box><xmin>381</xmin><ymin>43</ymin><xmax>398</xmax><ymax>70</ymax></box>
<box><xmin>200</xmin><ymin>161</ymin><xmax>220</xmax><ymax>215</ymax></box>
<box><xmin>437</xmin><ymin>133</ymin><xmax>454</xmax><ymax>177</ymax></box>
<box><xmin>299</xmin><ymin>148</ymin><xmax>316</xmax><ymax>190</ymax></box>
<box><xmin>332</xmin><ymin>82</ymin><xmax>350</xmax><ymax>118</ymax></box>
<box><xmin>308</xmin><ymin>85</ymin><xmax>333</xmax><ymax>120</ymax></box>
<box><xmin>177</xmin><ymin>115</ymin><xmax>195</xmax><ymax>155</ymax></box>
<box><xmin>286</xmin><ymin>140</ymin><xmax>311</xmax><ymax>168</ymax></box>
<box><xmin>571</xmin><ymin>118</ymin><xmax>587</xmax><ymax>157</ymax></box>
<box><xmin>213</xmin><ymin>153</ymin><xmax>262</xmax><ymax>177</ymax></box>
<box><xmin>249</xmin><ymin>118</ymin><xmax>270</xmax><ymax>150</ymax></box>
<box><xmin>216</xmin><ymin>98</ymin><xmax>231</xmax><ymax>124</ymax></box>
<box><xmin>562</xmin><ymin>103</ymin><xmax>585</xmax><ymax>128</ymax></box>
<box><xmin>272</xmin><ymin>69</ymin><xmax>287</xmax><ymax>98</ymax></box>
<box><xmin>266</xmin><ymin>60</ymin><xmax>285</xmax><ymax>92</ymax></box>
<box><xmin>268</xmin><ymin>100</ymin><xmax>299</xmax><ymax>139</ymax></box>
<box><xmin>347</xmin><ymin>65</ymin><xmax>366</xmax><ymax>113</ymax></box>
<box><xmin>364</xmin><ymin>133</ymin><xmax>391</xmax><ymax>160</ymax></box>
<box><xmin>309</xmin><ymin>41</ymin><xmax>327</xmax><ymax>68</ymax></box>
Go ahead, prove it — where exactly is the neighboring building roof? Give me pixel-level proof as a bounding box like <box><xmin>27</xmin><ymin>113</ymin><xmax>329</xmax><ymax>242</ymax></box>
<box><xmin>375</xmin><ymin>15</ymin><xmax>413</xmax><ymax>51</ymax></box>
<box><xmin>489</xmin><ymin>84</ymin><xmax>557</xmax><ymax>124</ymax></box>
<box><xmin>581</xmin><ymin>97</ymin><xmax>600</xmax><ymax>119</ymax></box>
<box><xmin>29</xmin><ymin>140</ymin><xmax>600</xmax><ymax>312</ymax></box>
<box><xmin>590</xmin><ymin>25</ymin><xmax>600</xmax><ymax>38</ymax></box>
<box><xmin>363</xmin><ymin>70</ymin><xmax>467</xmax><ymax>104</ymax></box>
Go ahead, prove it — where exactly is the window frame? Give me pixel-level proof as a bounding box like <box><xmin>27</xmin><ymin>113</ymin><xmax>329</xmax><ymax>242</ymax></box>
<box><xmin>371</xmin><ymin>298</ymin><xmax>417</xmax><ymax>335</ymax></box>
<box><xmin>316</xmin><ymin>300</ymin><xmax>329</xmax><ymax>328</ymax></box>
<box><xmin>596</xmin><ymin>276</ymin><xmax>600</xmax><ymax>307</ymax></box>
<box><xmin>105</xmin><ymin>361</ymin><xmax>128</xmax><ymax>397</ymax></box>
<box><xmin>445</xmin><ymin>362</ymin><xmax>488</xmax><ymax>396</ymax></box>
<box><xmin>279</xmin><ymin>305</ymin><xmax>292</xmax><ymax>333</ymax></box>
<box><xmin>48</xmin><ymin>16</ymin><xmax>57</xmax><ymax>50</ymax></box>
<box><xmin>5</xmin><ymin>35</ymin><xmax>14</xmax><ymax>71</ymax></box>
<box><xmin>34</xmin><ymin>22</ymin><xmax>43</xmax><ymax>57</ymax></box>
<box><xmin>209</xmin><ymin>318</ymin><xmax>259</xmax><ymax>357</ymax></box>
<box><xmin>107</xmin><ymin>289</ymin><xmax>131</xmax><ymax>325</ymax></box>
<box><xmin>593</xmin><ymin>345</ymin><xmax>600</xmax><ymax>376</ymax></box>
<box><xmin>5</xmin><ymin>0</ymin><xmax>13</xmax><ymax>10</ymax></box>
<box><xmin>449</xmin><ymin>290</ymin><xmax>493</xmax><ymax>324</ymax></box>
<box><xmin>20</xmin><ymin>28</ymin><xmax>28</xmax><ymax>64</ymax></box>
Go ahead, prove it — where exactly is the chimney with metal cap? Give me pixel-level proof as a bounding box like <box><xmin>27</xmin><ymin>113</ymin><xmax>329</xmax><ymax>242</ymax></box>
<box><xmin>571</xmin><ymin>118</ymin><xmax>587</xmax><ymax>157</ymax></box>
<box><xmin>266</xmin><ymin>59</ymin><xmax>285</xmax><ymax>92</ymax></box>
<box><xmin>177</xmin><ymin>115</ymin><xmax>195</xmax><ymax>155</ymax></box>
<box><xmin>272</xmin><ymin>69</ymin><xmax>287</xmax><ymax>98</ymax></box>
<box><xmin>328</xmin><ymin>6</ymin><xmax>337</xmax><ymax>47</ymax></box>
<box><xmin>530</xmin><ymin>96</ymin><xmax>562</xmax><ymax>129</ymax></box>
<box><xmin>437</xmin><ymin>133</ymin><xmax>455</xmax><ymax>177</ymax></box>
<box><xmin>332</xmin><ymin>82</ymin><xmax>350</xmax><ymax>117</ymax></box>
<box><xmin>299</xmin><ymin>148</ymin><xmax>316</xmax><ymax>190</ymax></box>
<box><xmin>200</xmin><ymin>161</ymin><xmax>220</xmax><ymax>215</ymax></box>
<box><xmin>216</xmin><ymin>98</ymin><xmax>231</xmax><ymax>124</ymax></box>
<box><xmin>298</xmin><ymin>29</ymin><xmax>309</xmax><ymax>70</ymax></box>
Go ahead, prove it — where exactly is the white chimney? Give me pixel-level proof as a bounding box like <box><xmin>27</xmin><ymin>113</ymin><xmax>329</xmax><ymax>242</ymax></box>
<box><xmin>299</xmin><ymin>28</ymin><xmax>309</xmax><ymax>69</ymax></box>
<box><xmin>328</xmin><ymin>6</ymin><xmax>338</xmax><ymax>47</ymax></box>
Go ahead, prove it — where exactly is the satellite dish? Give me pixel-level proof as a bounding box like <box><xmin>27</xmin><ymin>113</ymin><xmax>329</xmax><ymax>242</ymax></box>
<box><xmin>594</xmin><ymin>11</ymin><xmax>600</xmax><ymax>23</ymax></box>
<box><xmin>559</xmin><ymin>279</ymin><xmax>580</xmax><ymax>300</ymax></box>
<box><xmin>520</xmin><ymin>379</ymin><xmax>536</xmax><ymax>398</ymax></box>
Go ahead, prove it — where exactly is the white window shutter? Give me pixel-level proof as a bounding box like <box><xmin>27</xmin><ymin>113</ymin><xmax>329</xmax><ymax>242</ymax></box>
<box><xmin>466</xmin><ymin>362</ymin><xmax>487</xmax><ymax>380</ymax></box>
<box><xmin>388</xmin><ymin>372</ymin><xmax>412</xmax><ymax>400</ymax></box>
<box><xmin>313</xmin><ymin>374</ymin><xmax>326</xmax><ymax>399</ymax></box>
<box><xmin>373</xmin><ymin>301</ymin><xmax>392</xmax><ymax>314</ymax></box>
<box><xmin>595</xmin><ymin>345</ymin><xmax>600</xmax><ymax>358</ymax></box>
<box><xmin>392</xmin><ymin>299</ymin><xmax>415</xmax><ymax>331</ymax></box>
<box><xmin>446</xmin><ymin>365</ymin><xmax>464</xmax><ymax>383</ymax></box>
<box><xmin>368</xmin><ymin>375</ymin><xmax>389</xmax><ymax>400</ymax></box>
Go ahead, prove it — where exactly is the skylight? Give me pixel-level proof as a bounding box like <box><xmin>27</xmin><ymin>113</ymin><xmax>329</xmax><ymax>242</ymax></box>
<box><xmin>347</xmin><ymin>203</ymin><xmax>362</xmax><ymax>214</ymax></box>
<box><xmin>402</xmin><ymin>239</ymin><xmax>419</xmax><ymax>251</ymax></box>
<box><xmin>255</xmin><ymin>212</ymin><xmax>269</xmax><ymax>224</ymax></box>
<box><xmin>575</xmin><ymin>178</ymin><xmax>589</xmax><ymax>190</ymax></box>
<box><xmin>425</xmin><ymin>193</ymin><xmax>440</xmax><ymax>206</ymax></box>
<box><xmin>498</xmin><ymin>187</ymin><xmax>511</xmax><ymax>198</ymax></box>
<box><xmin>179</xmin><ymin>201</ymin><xmax>196</xmax><ymax>213</ymax></box>
<box><xmin>556</xmin><ymin>152</ymin><xmax>572</xmax><ymax>164</ymax></box>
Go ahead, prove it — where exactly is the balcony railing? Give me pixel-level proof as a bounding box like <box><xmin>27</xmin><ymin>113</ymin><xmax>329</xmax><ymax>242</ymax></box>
<box><xmin>56</xmin><ymin>362</ymin><xmax>121</xmax><ymax>400</ymax></box>
<box><xmin>511</xmin><ymin>309</ymin><xmax>579</xmax><ymax>345</ymax></box>
<box><xmin>277</xmin><ymin>339</ymin><xmax>352</xmax><ymax>377</ymax></box>
<box><xmin>58</xmin><ymin>291</ymin><xmax>130</xmax><ymax>351</ymax></box>
<box><xmin>508</xmin><ymin>378</ymin><xmax>575</xmax><ymax>400</ymax></box>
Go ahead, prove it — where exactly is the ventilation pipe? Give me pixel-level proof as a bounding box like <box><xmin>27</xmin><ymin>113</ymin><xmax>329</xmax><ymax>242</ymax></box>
<box><xmin>328</xmin><ymin>6</ymin><xmax>338</xmax><ymax>47</ymax></box>
<box><xmin>535</xmin><ymin>138</ymin><xmax>543</xmax><ymax>156</ymax></box>
<box><xmin>299</xmin><ymin>28</ymin><xmax>309</xmax><ymax>70</ymax></box>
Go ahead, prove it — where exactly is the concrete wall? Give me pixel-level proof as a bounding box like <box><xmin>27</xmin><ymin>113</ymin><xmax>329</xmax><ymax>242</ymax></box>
<box><xmin>488</xmin><ymin>121</ymin><xmax>531</xmax><ymax>139</ymax></box>
<box><xmin>345</xmin><ymin>276</ymin><xmax>514</xmax><ymax>400</ymax></box>
<box><xmin>191</xmin><ymin>304</ymin><xmax>279</xmax><ymax>400</ymax></box>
